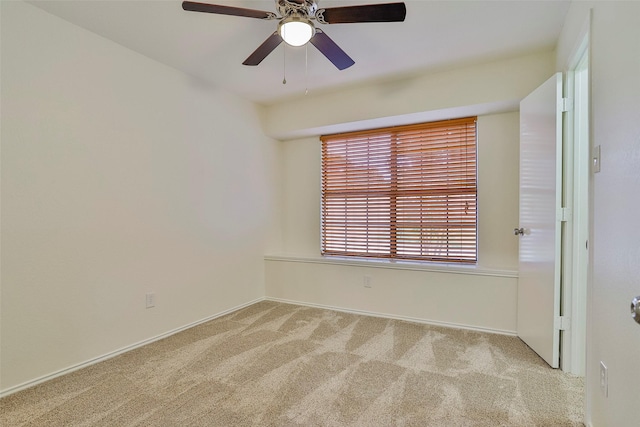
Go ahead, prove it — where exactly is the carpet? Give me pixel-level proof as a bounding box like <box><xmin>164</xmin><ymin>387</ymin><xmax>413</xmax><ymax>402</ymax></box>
<box><xmin>0</xmin><ymin>300</ymin><xmax>584</xmax><ymax>426</ymax></box>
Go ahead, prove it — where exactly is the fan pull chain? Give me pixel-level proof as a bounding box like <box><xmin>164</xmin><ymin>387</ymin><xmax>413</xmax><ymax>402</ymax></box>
<box><xmin>305</xmin><ymin>44</ymin><xmax>309</xmax><ymax>95</ymax></box>
<box><xmin>282</xmin><ymin>44</ymin><xmax>287</xmax><ymax>85</ymax></box>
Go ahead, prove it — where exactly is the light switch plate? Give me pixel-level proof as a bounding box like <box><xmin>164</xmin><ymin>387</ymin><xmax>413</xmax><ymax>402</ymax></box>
<box><xmin>593</xmin><ymin>145</ymin><xmax>601</xmax><ymax>173</ymax></box>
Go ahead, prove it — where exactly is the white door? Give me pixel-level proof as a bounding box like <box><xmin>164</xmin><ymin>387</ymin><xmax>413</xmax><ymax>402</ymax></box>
<box><xmin>517</xmin><ymin>73</ymin><xmax>563</xmax><ymax>368</ymax></box>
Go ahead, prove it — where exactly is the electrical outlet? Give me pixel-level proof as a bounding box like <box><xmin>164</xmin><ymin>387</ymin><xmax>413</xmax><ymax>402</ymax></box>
<box><xmin>363</xmin><ymin>276</ymin><xmax>372</xmax><ymax>288</ymax></box>
<box><xmin>599</xmin><ymin>361</ymin><xmax>608</xmax><ymax>397</ymax></box>
<box><xmin>146</xmin><ymin>292</ymin><xmax>156</xmax><ymax>309</ymax></box>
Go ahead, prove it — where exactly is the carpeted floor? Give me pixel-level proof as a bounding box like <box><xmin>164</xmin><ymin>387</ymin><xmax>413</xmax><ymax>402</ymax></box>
<box><xmin>0</xmin><ymin>300</ymin><xmax>584</xmax><ymax>426</ymax></box>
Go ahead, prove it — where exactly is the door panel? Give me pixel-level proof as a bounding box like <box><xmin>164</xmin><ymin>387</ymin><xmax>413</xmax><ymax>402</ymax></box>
<box><xmin>517</xmin><ymin>73</ymin><xmax>563</xmax><ymax>368</ymax></box>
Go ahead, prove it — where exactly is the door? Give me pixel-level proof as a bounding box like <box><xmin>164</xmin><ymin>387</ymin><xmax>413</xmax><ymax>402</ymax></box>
<box><xmin>517</xmin><ymin>73</ymin><xmax>563</xmax><ymax>368</ymax></box>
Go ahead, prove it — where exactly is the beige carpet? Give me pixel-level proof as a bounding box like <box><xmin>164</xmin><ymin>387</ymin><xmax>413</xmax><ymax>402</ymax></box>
<box><xmin>1</xmin><ymin>300</ymin><xmax>583</xmax><ymax>426</ymax></box>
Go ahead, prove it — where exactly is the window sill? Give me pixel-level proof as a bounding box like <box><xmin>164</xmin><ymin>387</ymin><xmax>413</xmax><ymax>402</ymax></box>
<box><xmin>264</xmin><ymin>254</ymin><xmax>518</xmax><ymax>278</ymax></box>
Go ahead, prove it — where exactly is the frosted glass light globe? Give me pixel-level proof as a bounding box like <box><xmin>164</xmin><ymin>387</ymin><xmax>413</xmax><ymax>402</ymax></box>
<box><xmin>280</xmin><ymin>20</ymin><xmax>313</xmax><ymax>47</ymax></box>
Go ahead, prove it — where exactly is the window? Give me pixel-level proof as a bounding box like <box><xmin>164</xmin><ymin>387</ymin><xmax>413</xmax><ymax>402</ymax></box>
<box><xmin>321</xmin><ymin>117</ymin><xmax>477</xmax><ymax>263</ymax></box>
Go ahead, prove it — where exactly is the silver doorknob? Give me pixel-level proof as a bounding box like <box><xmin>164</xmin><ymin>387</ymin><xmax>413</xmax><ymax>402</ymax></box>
<box><xmin>514</xmin><ymin>227</ymin><xmax>524</xmax><ymax>236</ymax></box>
<box><xmin>632</xmin><ymin>296</ymin><xmax>640</xmax><ymax>325</ymax></box>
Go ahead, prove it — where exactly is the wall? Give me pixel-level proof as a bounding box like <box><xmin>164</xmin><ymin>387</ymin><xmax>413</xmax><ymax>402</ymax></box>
<box><xmin>267</xmin><ymin>110</ymin><xmax>523</xmax><ymax>334</ymax></box>
<box><xmin>263</xmin><ymin>51</ymin><xmax>554</xmax><ymax>140</ymax></box>
<box><xmin>556</xmin><ymin>2</ymin><xmax>640</xmax><ymax>426</ymax></box>
<box><xmin>263</xmin><ymin>52</ymin><xmax>556</xmax><ymax>336</ymax></box>
<box><xmin>0</xmin><ymin>2</ymin><xmax>281</xmax><ymax>393</ymax></box>
<box><xmin>278</xmin><ymin>113</ymin><xmax>520</xmax><ymax>269</ymax></box>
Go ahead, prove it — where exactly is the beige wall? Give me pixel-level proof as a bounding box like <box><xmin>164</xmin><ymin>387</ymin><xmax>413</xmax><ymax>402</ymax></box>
<box><xmin>264</xmin><ymin>52</ymin><xmax>555</xmax><ymax>335</ymax></box>
<box><xmin>267</xmin><ymin>103</ymin><xmax>532</xmax><ymax>333</ymax></box>
<box><xmin>266</xmin><ymin>258</ymin><xmax>518</xmax><ymax>334</ymax></box>
<box><xmin>263</xmin><ymin>51</ymin><xmax>554</xmax><ymax>140</ymax></box>
<box><xmin>0</xmin><ymin>2</ymin><xmax>281</xmax><ymax>392</ymax></box>
<box><xmin>278</xmin><ymin>112</ymin><xmax>520</xmax><ymax>271</ymax></box>
<box><xmin>557</xmin><ymin>2</ymin><xmax>640</xmax><ymax>426</ymax></box>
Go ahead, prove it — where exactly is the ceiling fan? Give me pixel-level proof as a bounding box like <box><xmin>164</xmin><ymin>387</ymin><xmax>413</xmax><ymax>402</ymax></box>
<box><xmin>182</xmin><ymin>0</ymin><xmax>406</xmax><ymax>70</ymax></box>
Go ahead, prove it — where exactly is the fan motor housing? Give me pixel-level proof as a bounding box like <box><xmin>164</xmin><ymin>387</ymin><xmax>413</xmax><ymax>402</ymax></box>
<box><xmin>276</xmin><ymin>0</ymin><xmax>318</xmax><ymax>18</ymax></box>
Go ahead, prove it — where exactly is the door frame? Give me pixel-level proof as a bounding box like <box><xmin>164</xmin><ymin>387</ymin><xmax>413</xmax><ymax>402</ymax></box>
<box><xmin>560</xmin><ymin>14</ymin><xmax>599</xmax><ymax>425</ymax></box>
<box><xmin>559</xmin><ymin>12</ymin><xmax>591</xmax><ymax>424</ymax></box>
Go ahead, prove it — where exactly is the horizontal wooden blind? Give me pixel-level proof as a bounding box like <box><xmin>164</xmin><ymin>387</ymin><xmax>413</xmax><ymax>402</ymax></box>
<box><xmin>321</xmin><ymin>117</ymin><xmax>477</xmax><ymax>263</ymax></box>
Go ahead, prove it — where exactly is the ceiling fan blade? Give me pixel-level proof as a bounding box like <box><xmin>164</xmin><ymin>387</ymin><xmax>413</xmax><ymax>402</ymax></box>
<box><xmin>317</xmin><ymin>2</ymin><xmax>406</xmax><ymax>24</ymax></box>
<box><xmin>243</xmin><ymin>32</ymin><xmax>283</xmax><ymax>66</ymax></box>
<box><xmin>310</xmin><ymin>30</ymin><xmax>355</xmax><ymax>70</ymax></box>
<box><xmin>182</xmin><ymin>1</ymin><xmax>275</xmax><ymax>20</ymax></box>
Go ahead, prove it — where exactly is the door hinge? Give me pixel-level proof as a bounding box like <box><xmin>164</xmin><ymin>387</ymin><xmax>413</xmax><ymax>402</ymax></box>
<box><xmin>562</xmin><ymin>97</ymin><xmax>574</xmax><ymax>112</ymax></box>
<box><xmin>555</xmin><ymin>316</ymin><xmax>571</xmax><ymax>331</ymax></box>
<box><xmin>557</xmin><ymin>207</ymin><xmax>572</xmax><ymax>222</ymax></box>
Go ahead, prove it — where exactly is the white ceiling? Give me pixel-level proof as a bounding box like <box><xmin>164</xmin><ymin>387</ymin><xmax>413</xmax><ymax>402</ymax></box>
<box><xmin>29</xmin><ymin>0</ymin><xmax>571</xmax><ymax>105</ymax></box>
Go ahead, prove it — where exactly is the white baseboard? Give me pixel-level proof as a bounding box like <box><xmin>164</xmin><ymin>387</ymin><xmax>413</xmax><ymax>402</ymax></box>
<box><xmin>265</xmin><ymin>296</ymin><xmax>518</xmax><ymax>336</ymax></box>
<box><xmin>0</xmin><ymin>297</ymin><xmax>265</xmax><ymax>398</ymax></box>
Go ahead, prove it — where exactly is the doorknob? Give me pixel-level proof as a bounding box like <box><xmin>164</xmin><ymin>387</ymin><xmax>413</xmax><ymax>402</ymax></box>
<box><xmin>632</xmin><ymin>296</ymin><xmax>640</xmax><ymax>325</ymax></box>
<box><xmin>514</xmin><ymin>227</ymin><xmax>525</xmax><ymax>236</ymax></box>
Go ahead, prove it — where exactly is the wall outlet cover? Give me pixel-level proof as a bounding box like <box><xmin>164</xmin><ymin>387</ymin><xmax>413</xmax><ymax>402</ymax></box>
<box><xmin>599</xmin><ymin>361</ymin><xmax>608</xmax><ymax>397</ymax></box>
<box><xmin>146</xmin><ymin>292</ymin><xmax>156</xmax><ymax>309</ymax></box>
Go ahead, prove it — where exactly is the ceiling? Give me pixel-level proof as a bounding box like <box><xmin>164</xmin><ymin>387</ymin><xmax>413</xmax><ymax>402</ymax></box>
<box><xmin>29</xmin><ymin>0</ymin><xmax>571</xmax><ymax>105</ymax></box>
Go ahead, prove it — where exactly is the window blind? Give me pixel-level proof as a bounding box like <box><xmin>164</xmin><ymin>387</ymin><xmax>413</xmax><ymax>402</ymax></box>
<box><xmin>321</xmin><ymin>117</ymin><xmax>477</xmax><ymax>263</ymax></box>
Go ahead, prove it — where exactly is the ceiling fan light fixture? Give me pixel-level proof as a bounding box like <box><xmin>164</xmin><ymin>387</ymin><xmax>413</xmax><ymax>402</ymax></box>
<box><xmin>182</xmin><ymin>1</ymin><xmax>407</xmax><ymax>70</ymax></box>
<box><xmin>278</xmin><ymin>15</ymin><xmax>314</xmax><ymax>47</ymax></box>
